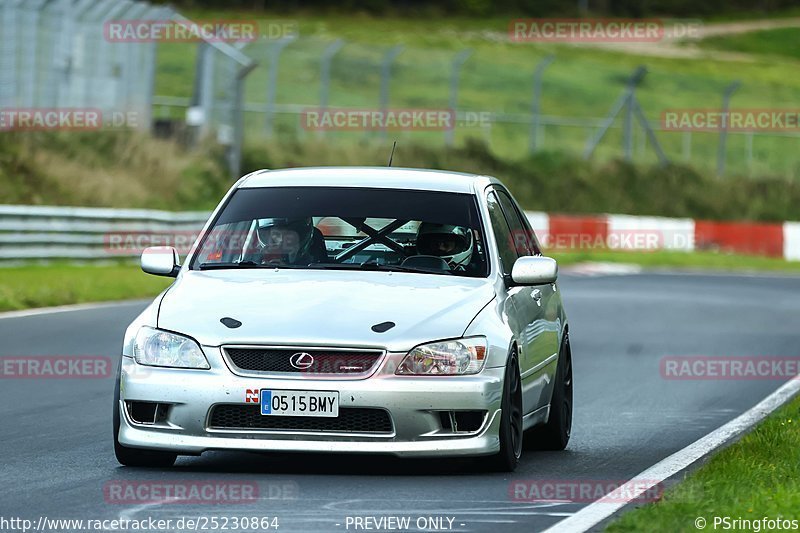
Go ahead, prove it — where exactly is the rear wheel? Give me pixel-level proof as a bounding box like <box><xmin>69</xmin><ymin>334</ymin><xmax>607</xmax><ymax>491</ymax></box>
<box><xmin>113</xmin><ymin>375</ymin><xmax>177</xmax><ymax>467</ymax></box>
<box><xmin>526</xmin><ymin>333</ymin><xmax>572</xmax><ymax>450</ymax></box>
<box><xmin>488</xmin><ymin>348</ymin><xmax>523</xmax><ymax>472</ymax></box>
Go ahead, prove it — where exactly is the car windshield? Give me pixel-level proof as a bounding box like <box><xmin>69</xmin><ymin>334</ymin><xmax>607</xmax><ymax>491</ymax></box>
<box><xmin>190</xmin><ymin>186</ymin><xmax>489</xmax><ymax>277</ymax></box>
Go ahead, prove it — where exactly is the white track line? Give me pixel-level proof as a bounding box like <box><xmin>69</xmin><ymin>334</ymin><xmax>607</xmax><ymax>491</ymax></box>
<box><xmin>543</xmin><ymin>376</ymin><xmax>800</xmax><ymax>533</ymax></box>
<box><xmin>0</xmin><ymin>299</ymin><xmax>147</xmax><ymax>320</ymax></box>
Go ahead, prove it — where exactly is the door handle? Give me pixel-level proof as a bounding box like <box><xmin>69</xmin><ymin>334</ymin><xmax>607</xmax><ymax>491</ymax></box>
<box><xmin>532</xmin><ymin>289</ymin><xmax>542</xmax><ymax>302</ymax></box>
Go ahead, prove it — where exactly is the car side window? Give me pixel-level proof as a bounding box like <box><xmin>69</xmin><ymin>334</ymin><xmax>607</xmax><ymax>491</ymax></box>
<box><xmin>496</xmin><ymin>190</ymin><xmax>533</xmax><ymax>257</ymax></box>
<box><xmin>486</xmin><ymin>192</ymin><xmax>518</xmax><ymax>273</ymax></box>
<box><xmin>497</xmin><ymin>191</ymin><xmax>542</xmax><ymax>255</ymax></box>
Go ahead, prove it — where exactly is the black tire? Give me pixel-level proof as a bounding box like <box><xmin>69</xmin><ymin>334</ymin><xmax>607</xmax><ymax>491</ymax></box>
<box><xmin>488</xmin><ymin>348</ymin><xmax>523</xmax><ymax>472</ymax></box>
<box><xmin>526</xmin><ymin>332</ymin><xmax>573</xmax><ymax>451</ymax></box>
<box><xmin>113</xmin><ymin>375</ymin><xmax>177</xmax><ymax>468</ymax></box>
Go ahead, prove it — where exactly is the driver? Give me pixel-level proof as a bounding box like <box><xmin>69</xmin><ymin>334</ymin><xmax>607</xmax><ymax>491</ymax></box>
<box><xmin>256</xmin><ymin>217</ymin><xmax>322</xmax><ymax>265</ymax></box>
<box><xmin>415</xmin><ymin>223</ymin><xmax>474</xmax><ymax>270</ymax></box>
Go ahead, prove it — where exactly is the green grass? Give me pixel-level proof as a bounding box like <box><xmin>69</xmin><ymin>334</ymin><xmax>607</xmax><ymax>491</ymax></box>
<box><xmin>700</xmin><ymin>27</ymin><xmax>800</xmax><ymax>61</ymax></box>
<box><xmin>241</xmin><ymin>137</ymin><xmax>800</xmax><ymax>222</ymax></box>
<box><xmin>551</xmin><ymin>250</ymin><xmax>800</xmax><ymax>273</ymax></box>
<box><xmin>607</xmin><ymin>395</ymin><xmax>800</xmax><ymax>532</ymax></box>
<box><xmin>152</xmin><ymin>12</ymin><xmax>800</xmax><ymax>177</ymax></box>
<box><xmin>0</xmin><ymin>131</ymin><xmax>230</xmax><ymax>210</ymax></box>
<box><xmin>8</xmin><ymin>130</ymin><xmax>800</xmax><ymax>222</ymax></box>
<box><xmin>0</xmin><ymin>263</ymin><xmax>172</xmax><ymax>312</ymax></box>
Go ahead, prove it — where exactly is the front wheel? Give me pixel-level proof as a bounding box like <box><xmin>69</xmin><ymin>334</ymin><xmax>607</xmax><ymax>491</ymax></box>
<box><xmin>488</xmin><ymin>348</ymin><xmax>523</xmax><ymax>472</ymax></box>
<box><xmin>113</xmin><ymin>375</ymin><xmax>177</xmax><ymax>468</ymax></box>
<box><xmin>526</xmin><ymin>332</ymin><xmax>572</xmax><ymax>450</ymax></box>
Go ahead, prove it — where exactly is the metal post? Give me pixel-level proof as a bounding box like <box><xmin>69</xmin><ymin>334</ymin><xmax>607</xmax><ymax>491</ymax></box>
<box><xmin>622</xmin><ymin>67</ymin><xmax>647</xmax><ymax>161</ymax></box>
<box><xmin>199</xmin><ymin>43</ymin><xmax>216</xmax><ymax>136</ymax></box>
<box><xmin>320</xmin><ymin>39</ymin><xmax>345</xmax><ymax>110</ymax></box>
<box><xmin>172</xmin><ymin>12</ymin><xmax>259</xmax><ymax>178</ymax></box>
<box><xmin>717</xmin><ymin>80</ymin><xmax>741</xmax><ymax>177</ymax></box>
<box><xmin>317</xmin><ymin>38</ymin><xmax>345</xmax><ymax>138</ymax></box>
<box><xmin>264</xmin><ymin>36</ymin><xmax>295</xmax><ymax>137</ymax></box>
<box><xmin>745</xmin><ymin>132</ymin><xmax>754</xmax><ymax>172</ymax></box>
<box><xmin>139</xmin><ymin>6</ymin><xmax>172</xmax><ymax>133</ymax></box>
<box><xmin>189</xmin><ymin>41</ymin><xmax>210</xmax><ymax>143</ymax></box>
<box><xmin>583</xmin><ymin>66</ymin><xmax>646</xmax><ymax>160</ymax></box>
<box><xmin>81</xmin><ymin>0</ymin><xmax>129</xmax><ymax>111</ymax></box>
<box><xmin>20</xmin><ymin>1</ymin><xmax>49</xmax><ymax>108</ymax></box>
<box><xmin>0</xmin><ymin>0</ymin><xmax>19</xmax><ymax>107</ymax></box>
<box><xmin>682</xmin><ymin>130</ymin><xmax>692</xmax><ymax>162</ymax></box>
<box><xmin>230</xmin><ymin>60</ymin><xmax>258</xmax><ymax>180</ymax></box>
<box><xmin>529</xmin><ymin>54</ymin><xmax>554</xmax><ymax>153</ymax></box>
<box><xmin>623</xmin><ymin>96</ymin><xmax>634</xmax><ymax>160</ymax></box>
<box><xmin>379</xmin><ymin>45</ymin><xmax>404</xmax><ymax>139</ymax></box>
<box><xmin>117</xmin><ymin>2</ymin><xmax>149</xmax><ymax>113</ymax></box>
<box><xmin>632</xmin><ymin>99</ymin><xmax>668</xmax><ymax>166</ymax></box>
<box><xmin>445</xmin><ymin>48</ymin><xmax>472</xmax><ymax>147</ymax></box>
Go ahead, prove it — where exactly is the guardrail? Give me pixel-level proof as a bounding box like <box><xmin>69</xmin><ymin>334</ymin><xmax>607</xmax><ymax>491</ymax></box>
<box><xmin>0</xmin><ymin>205</ymin><xmax>210</xmax><ymax>261</ymax></box>
<box><xmin>1</xmin><ymin>205</ymin><xmax>796</xmax><ymax>262</ymax></box>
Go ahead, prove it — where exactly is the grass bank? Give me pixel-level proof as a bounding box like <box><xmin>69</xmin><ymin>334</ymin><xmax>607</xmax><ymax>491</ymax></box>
<box><xmin>552</xmin><ymin>250</ymin><xmax>800</xmax><ymax>272</ymax></box>
<box><xmin>607</xmin><ymin>394</ymin><xmax>800</xmax><ymax>532</ymax></box>
<box><xmin>0</xmin><ymin>263</ymin><xmax>171</xmax><ymax>312</ymax></box>
<box><xmin>3</xmin><ymin>131</ymin><xmax>800</xmax><ymax>222</ymax></box>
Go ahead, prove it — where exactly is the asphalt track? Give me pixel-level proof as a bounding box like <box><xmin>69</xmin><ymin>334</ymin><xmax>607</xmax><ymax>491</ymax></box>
<box><xmin>1</xmin><ymin>271</ymin><xmax>799</xmax><ymax>533</ymax></box>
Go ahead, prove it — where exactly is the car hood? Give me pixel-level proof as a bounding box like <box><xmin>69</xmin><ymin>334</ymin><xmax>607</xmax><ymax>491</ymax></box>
<box><xmin>157</xmin><ymin>269</ymin><xmax>496</xmax><ymax>351</ymax></box>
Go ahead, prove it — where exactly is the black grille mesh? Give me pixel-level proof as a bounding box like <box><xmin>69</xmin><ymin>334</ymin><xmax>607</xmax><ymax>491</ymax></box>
<box><xmin>208</xmin><ymin>405</ymin><xmax>393</xmax><ymax>434</ymax></box>
<box><xmin>225</xmin><ymin>348</ymin><xmax>382</xmax><ymax>374</ymax></box>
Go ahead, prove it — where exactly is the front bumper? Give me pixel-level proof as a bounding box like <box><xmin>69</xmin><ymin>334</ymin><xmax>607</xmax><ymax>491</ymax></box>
<box><xmin>118</xmin><ymin>347</ymin><xmax>505</xmax><ymax>458</ymax></box>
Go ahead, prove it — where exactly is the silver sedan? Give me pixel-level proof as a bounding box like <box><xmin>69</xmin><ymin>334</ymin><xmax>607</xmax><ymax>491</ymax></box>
<box><xmin>114</xmin><ymin>167</ymin><xmax>573</xmax><ymax>471</ymax></box>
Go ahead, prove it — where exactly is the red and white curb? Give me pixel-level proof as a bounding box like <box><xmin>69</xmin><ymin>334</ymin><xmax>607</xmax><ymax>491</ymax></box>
<box><xmin>560</xmin><ymin>262</ymin><xmax>642</xmax><ymax>276</ymax></box>
<box><xmin>526</xmin><ymin>211</ymin><xmax>800</xmax><ymax>260</ymax></box>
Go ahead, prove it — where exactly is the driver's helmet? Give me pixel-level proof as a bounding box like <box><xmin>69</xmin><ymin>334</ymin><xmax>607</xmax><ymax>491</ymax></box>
<box><xmin>416</xmin><ymin>223</ymin><xmax>474</xmax><ymax>269</ymax></box>
<box><xmin>256</xmin><ymin>217</ymin><xmax>314</xmax><ymax>263</ymax></box>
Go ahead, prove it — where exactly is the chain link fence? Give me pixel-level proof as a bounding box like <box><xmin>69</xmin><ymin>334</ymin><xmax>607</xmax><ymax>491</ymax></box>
<box><xmin>1</xmin><ymin>1</ymin><xmax>797</xmax><ymax>180</ymax></box>
<box><xmin>0</xmin><ymin>0</ymin><xmax>175</xmax><ymax>128</ymax></box>
<box><xmin>167</xmin><ymin>32</ymin><xmax>800</xmax><ymax>179</ymax></box>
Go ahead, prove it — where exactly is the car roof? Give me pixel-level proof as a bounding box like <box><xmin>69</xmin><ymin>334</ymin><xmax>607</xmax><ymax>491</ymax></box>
<box><xmin>238</xmin><ymin>167</ymin><xmax>498</xmax><ymax>194</ymax></box>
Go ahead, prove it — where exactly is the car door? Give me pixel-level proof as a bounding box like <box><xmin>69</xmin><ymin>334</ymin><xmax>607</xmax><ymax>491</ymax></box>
<box><xmin>492</xmin><ymin>188</ymin><xmax>561</xmax><ymax>414</ymax></box>
<box><xmin>486</xmin><ymin>190</ymin><xmax>541</xmax><ymax>415</ymax></box>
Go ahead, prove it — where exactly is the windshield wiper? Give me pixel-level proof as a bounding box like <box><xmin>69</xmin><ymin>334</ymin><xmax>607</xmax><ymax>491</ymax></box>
<box><xmin>198</xmin><ymin>260</ymin><xmax>316</xmax><ymax>271</ymax></box>
<box><xmin>312</xmin><ymin>261</ymin><xmax>452</xmax><ymax>275</ymax></box>
<box><xmin>198</xmin><ymin>260</ymin><xmax>264</xmax><ymax>270</ymax></box>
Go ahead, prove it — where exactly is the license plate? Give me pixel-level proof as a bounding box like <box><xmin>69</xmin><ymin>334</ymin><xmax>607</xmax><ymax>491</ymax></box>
<box><xmin>260</xmin><ymin>389</ymin><xmax>339</xmax><ymax>417</ymax></box>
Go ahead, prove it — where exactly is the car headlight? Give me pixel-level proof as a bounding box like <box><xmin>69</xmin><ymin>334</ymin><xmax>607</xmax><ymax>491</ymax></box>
<box><xmin>133</xmin><ymin>327</ymin><xmax>210</xmax><ymax>369</ymax></box>
<box><xmin>396</xmin><ymin>337</ymin><xmax>487</xmax><ymax>376</ymax></box>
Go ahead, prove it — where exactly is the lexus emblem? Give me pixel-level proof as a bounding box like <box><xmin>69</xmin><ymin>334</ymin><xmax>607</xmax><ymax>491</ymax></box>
<box><xmin>289</xmin><ymin>352</ymin><xmax>314</xmax><ymax>370</ymax></box>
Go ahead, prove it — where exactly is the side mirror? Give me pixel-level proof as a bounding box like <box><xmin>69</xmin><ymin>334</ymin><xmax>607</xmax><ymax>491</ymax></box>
<box><xmin>141</xmin><ymin>246</ymin><xmax>180</xmax><ymax>277</ymax></box>
<box><xmin>511</xmin><ymin>256</ymin><xmax>558</xmax><ymax>285</ymax></box>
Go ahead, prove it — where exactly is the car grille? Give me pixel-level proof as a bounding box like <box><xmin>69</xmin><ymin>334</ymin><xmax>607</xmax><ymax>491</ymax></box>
<box><xmin>208</xmin><ymin>405</ymin><xmax>394</xmax><ymax>434</ymax></box>
<box><xmin>223</xmin><ymin>347</ymin><xmax>384</xmax><ymax>375</ymax></box>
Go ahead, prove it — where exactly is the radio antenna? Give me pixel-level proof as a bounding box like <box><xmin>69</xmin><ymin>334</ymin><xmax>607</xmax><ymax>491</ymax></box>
<box><xmin>387</xmin><ymin>141</ymin><xmax>397</xmax><ymax>167</ymax></box>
